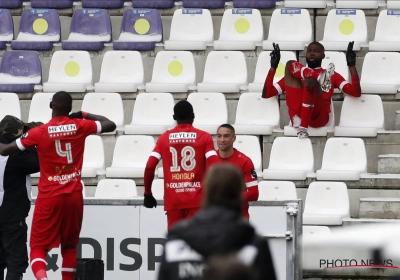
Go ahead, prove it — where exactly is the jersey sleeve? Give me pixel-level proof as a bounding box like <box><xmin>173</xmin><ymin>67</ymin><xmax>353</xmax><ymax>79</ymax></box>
<box><xmin>262</xmin><ymin>70</ymin><xmax>285</xmax><ymax>99</ymax></box>
<box><xmin>333</xmin><ymin>72</ymin><xmax>361</xmax><ymax>97</ymax></box>
<box><xmin>204</xmin><ymin>134</ymin><xmax>217</xmax><ymax>159</ymax></box>
<box><xmin>243</xmin><ymin>158</ymin><xmax>259</xmax><ymax>202</ymax></box>
<box><xmin>80</xmin><ymin>119</ymin><xmax>101</xmax><ymax>136</ymax></box>
<box><xmin>15</xmin><ymin>127</ymin><xmax>41</xmax><ymax>151</ymax></box>
<box><xmin>150</xmin><ymin>134</ymin><xmax>164</xmax><ymax>161</ymax></box>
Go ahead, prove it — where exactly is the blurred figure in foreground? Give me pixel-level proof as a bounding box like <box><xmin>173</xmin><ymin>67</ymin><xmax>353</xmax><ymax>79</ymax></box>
<box><xmin>157</xmin><ymin>164</ymin><xmax>276</xmax><ymax>280</ymax></box>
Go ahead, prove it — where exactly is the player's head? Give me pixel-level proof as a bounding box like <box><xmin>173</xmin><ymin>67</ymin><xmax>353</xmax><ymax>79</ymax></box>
<box><xmin>173</xmin><ymin>100</ymin><xmax>195</xmax><ymax>124</ymax></box>
<box><xmin>216</xmin><ymin>124</ymin><xmax>236</xmax><ymax>152</ymax></box>
<box><xmin>50</xmin><ymin>91</ymin><xmax>73</xmax><ymax>116</ymax></box>
<box><xmin>203</xmin><ymin>164</ymin><xmax>245</xmax><ymax>211</ymax></box>
<box><xmin>0</xmin><ymin>115</ymin><xmax>42</xmax><ymax>144</ymax></box>
<box><xmin>306</xmin><ymin>42</ymin><xmax>325</xmax><ymax>69</ymax></box>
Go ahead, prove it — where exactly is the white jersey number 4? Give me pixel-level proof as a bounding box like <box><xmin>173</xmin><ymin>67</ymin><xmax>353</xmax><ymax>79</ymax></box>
<box><xmin>169</xmin><ymin>146</ymin><xmax>196</xmax><ymax>172</ymax></box>
<box><xmin>55</xmin><ymin>140</ymin><xmax>73</xmax><ymax>164</ymax></box>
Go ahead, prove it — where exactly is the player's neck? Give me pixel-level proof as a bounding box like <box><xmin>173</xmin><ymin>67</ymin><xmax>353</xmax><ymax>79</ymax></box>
<box><xmin>219</xmin><ymin>148</ymin><xmax>234</xmax><ymax>159</ymax></box>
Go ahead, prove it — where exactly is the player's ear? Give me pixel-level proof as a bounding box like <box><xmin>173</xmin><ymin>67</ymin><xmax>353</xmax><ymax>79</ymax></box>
<box><xmin>49</xmin><ymin>101</ymin><xmax>52</xmax><ymax>109</ymax></box>
<box><xmin>173</xmin><ymin>115</ymin><xmax>177</xmax><ymax>120</ymax></box>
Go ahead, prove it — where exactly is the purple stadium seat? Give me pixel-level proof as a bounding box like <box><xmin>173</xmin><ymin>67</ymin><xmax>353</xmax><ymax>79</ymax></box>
<box><xmin>113</xmin><ymin>9</ymin><xmax>162</xmax><ymax>51</ymax></box>
<box><xmin>0</xmin><ymin>51</ymin><xmax>42</xmax><ymax>93</ymax></box>
<box><xmin>0</xmin><ymin>9</ymin><xmax>13</xmax><ymax>50</ymax></box>
<box><xmin>132</xmin><ymin>0</ymin><xmax>175</xmax><ymax>9</ymax></box>
<box><xmin>182</xmin><ymin>0</ymin><xmax>226</xmax><ymax>8</ymax></box>
<box><xmin>62</xmin><ymin>9</ymin><xmax>111</xmax><ymax>51</ymax></box>
<box><xmin>0</xmin><ymin>0</ymin><xmax>23</xmax><ymax>9</ymax></box>
<box><xmin>11</xmin><ymin>9</ymin><xmax>61</xmax><ymax>51</ymax></box>
<box><xmin>30</xmin><ymin>0</ymin><xmax>74</xmax><ymax>8</ymax></box>
<box><xmin>233</xmin><ymin>0</ymin><xmax>276</xmax><ymax>8</ymax></box>
<box><xmin>82</xmin><ymin>0</ymin><xmax>125</xmax><ymax>8</ymax></box>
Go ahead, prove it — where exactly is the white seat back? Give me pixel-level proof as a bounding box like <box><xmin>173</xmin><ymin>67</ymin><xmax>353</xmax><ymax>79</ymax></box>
<box><xmin>0</xmin><ymin>93</ymin><xmax>21</xmax><ymax>120</ymax></box>
<box><xmin>320</xmin><ymin>138</ymin><xmax>367</xmax><ymax>172</ymax></box>
<box><xmin>233</xmin><ymin>135</ymin><xmax>262</xmax><ymax>175</ymax></box>
<box><xmin>258</xmin><ymin>181</ymin><xmax>297</xmax><ymax>201</ymax></box>
<box><xmin>253</xmin><ymin>51</ymin><xmax>296</xmax><ymax>85</ymax></box>
<box><xmin>151</xmin><ymin>179</ymin><xmax>164</xmax><ymax>200</ymax></box>
<box><xmin>320</xmin><ymin>9</ymin><xmax>367</xmax><ymax>49</ymax></box>
<box><xmin>97</xmin><ymin>51</ymin><xmax>144</xmax><ymax>84</ymax></box>
<box><xmin>361</xmin><ymin>52</ymin><xmax>400</xmax><ymax>92</ymax></box>
<box><xmin>130</xmin><ymin>92</ymin><xmax>175</xmax><ymax>126</ymax></box>
<box><xmin>268</xmin><ymin>137</ymin><xmax>314</xmax><ymax>171</ymax></box>
<box><xmin>95</xmin><ymin>179</ymin><xmax>137</xmax><ymax>198</ymax></box>
<box><xmin>149</xmin><ymin>51</ymin><xmax>196</xmax><ymax>84</ymax></box>
<box><xmin>338</xmin><ymin>95</ymin><xmax>384</xmax><ymax>129</ymax></box>
<box><xmin>266</xmin><ymin>8</ymin><xmax>312</xmax><ymax>44</ymax></box>
<box><xmin>387</xmin><ymin>0</ymin><xmax>400</xmax><ymax>8</ymax></box>
<box><xmin>303</xmin><ymin>181</ymin><xmax>350</xmax><ymax>224</ymax></box>
<box><xmin>321</xmin><ymin>51</ymin><xmax>349</xmax><ymax>80</ymax></box>
<box><xmin>234</xmin><ymin>93</ymin><xmax>280</xmax><ymax>127</ymax></box>
<box><xmin>218</xmin><ymin>8</ymin><xmax>263</xmax><ymax>42</ymax></box>
<box><xmin>110</xmin><ymin>135</ymin><xmax>155</xmax><ymax>168</ymax></box>
<box><xmin>284</xmin><ymin>0</ymin><xmax>331</xmax><ymax>8</ymax></box>
<box><xmin>188</xmin><ymin>92</ymin><xmax>228</xmax><ymax>126</ymax></box>
<box><xmin>28</xmin><ymin>92</ymin><xmax>54</xmax><ymax>123</ymax></box>
<box><xmin>336</xmin><ymin>0</ymin><xmax>382</xmax><ymax>9</ymax></box>
<box><xmin>81</xmin><ymin>92</ymin><xmax>124</xmax><ymax>129</ymax></box>
<box><xmin>168</xmin><ymin>8</ymin><xmax>213</xmax><ymax>43</ymax></box>
<box><xmin>201</xmin><ymin>51</ymin><xmax>247</xmax><ymax>84</ymax></box>
<box><xmin>46</xmin><ymin>51</ymin><xmax>92</xmax><ymax>85</ymax></box>
<box><xmin>82</xmin><ymin>135</ymin><xmax>105</xmax><ymax>177</ymax></box>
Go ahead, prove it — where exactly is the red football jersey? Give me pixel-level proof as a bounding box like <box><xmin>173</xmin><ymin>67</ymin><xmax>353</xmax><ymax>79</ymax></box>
<box><xmin>274</xmin><ymin>67</ymin><xmax>350</xmax><ymax>116</ymax></box>
<box><xmin>151</xmin><ymin>124</ymin><xmax>217</xmax><ymax>211</ymax></box>
<box><xmin>217</xmin><ymin>149</ymin><xmax>258</xmax><ymax>217</ymax></box>
<box><xmin>16</xmin><ymin>116</ymin><xmax>100</xmax><ymax>198</ymax></box>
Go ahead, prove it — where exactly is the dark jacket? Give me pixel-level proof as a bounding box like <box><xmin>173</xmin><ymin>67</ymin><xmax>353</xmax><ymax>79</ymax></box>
<box><xmin>0</xmin><ymin>147</ymin><xmax>40</xmax><ymax>223</ymax></box>
<box><xmin>158</xmin><ymin>205</ymin><xmax>277</xmax><ymax>280</ymax></box>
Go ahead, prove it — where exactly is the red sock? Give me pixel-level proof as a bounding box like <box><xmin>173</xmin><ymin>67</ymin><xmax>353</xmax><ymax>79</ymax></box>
<box><xmin>61</xmin><ymin>247</ymin><xmax>77</xmax><ymax>280</ymax></box>
<box><xmin>30</xmin><ymin>248</ymin><xmax>48</xmax><ymax>280</ymax></box>
<box><xmin>300</xmin><ymin>87</ymin><xmax>317</xmax><ymax>128</ymax></box>
<box><xmin>289</xmin><ymin>61</ymin><xmax>320</xmax><ymax>80</ymax></box>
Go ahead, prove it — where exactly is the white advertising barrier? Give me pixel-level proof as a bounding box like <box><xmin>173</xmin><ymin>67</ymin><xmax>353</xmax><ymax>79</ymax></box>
<box><xmin>19</xmin><ymin>199</ymin><xmax>302</xmax><ymax>280</ymax></box>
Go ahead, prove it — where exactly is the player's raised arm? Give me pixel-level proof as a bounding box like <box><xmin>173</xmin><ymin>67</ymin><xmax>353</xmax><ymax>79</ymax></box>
<box><xmin>341</xmin><ymin>41</ymin><xmax>361</xmax><ymax>97</ymax></box>
<box><xmin>69</xmin><ymin>111</ymin><xmax>116</xmax><ymax>133</ymax></box>
<box><xmin>262</xmin><ymin>43</ymin><xmax>284</xmax><ymax>99</ymax></box>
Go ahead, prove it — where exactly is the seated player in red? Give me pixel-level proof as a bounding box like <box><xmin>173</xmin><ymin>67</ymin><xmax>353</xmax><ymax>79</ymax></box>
<box><xmin>262</xmin><ymin>41</ymin><xmax>361</xmax><ymax>138</ymax></box>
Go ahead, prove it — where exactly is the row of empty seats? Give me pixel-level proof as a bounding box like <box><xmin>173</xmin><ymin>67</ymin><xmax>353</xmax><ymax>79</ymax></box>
<box><xmin>1</xmin><ymin>92</ymin><xmax>385</xmax><ymax>138</ymax></box>
<box><xmin>1</xmin><ymin>49</ymin><xmax>399</xmax><ymax>96</ymax></box>
<box><xmin>85</xmin><ymin>178</ymin><xmax>350</xmax><ymax>226</ymax></box>
<box><xmin>2</xmin><ymin>8</ymin><xmax>400</xmax><ymax>52</ymax></box>
<box><xmin>0</xmin><ymin>0</ymin><xmax>278</xmax><ymax>9</ymax></box>
<box><xmin>3</xmin><ymin>0</ymin><xmax>400</xmax><ymax>9</ymax></box>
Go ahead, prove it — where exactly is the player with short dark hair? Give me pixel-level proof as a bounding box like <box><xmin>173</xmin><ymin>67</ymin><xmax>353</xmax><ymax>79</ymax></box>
<box><xmin>262</xmin><ymin>41</ymin><xmax>361</xmax><ymax>138</ymax></box>
<box><xmin>216</xmin><ymin>124</ymin><xmax>258</xmax><ymax>218</ymax></box>
<box><xmin>0</xmin><ymin>91</ymin><xmax>116</xmax><ymax>280</ymax></box>
<box><xmin>143</xmin><ymin>100</ymin><xmax>218</xmax><ymax>229</ymax></box>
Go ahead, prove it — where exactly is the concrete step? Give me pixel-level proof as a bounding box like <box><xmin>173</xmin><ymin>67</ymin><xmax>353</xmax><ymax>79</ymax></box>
<box><xmin>378</xmin><ymin>154</ymin><xmax>400</xmax><ymax>174</ymax></box>
<box><xmin>359</xmin><ymin>197</ymin><xmax>400</xmax><ymax>219</ymax></box>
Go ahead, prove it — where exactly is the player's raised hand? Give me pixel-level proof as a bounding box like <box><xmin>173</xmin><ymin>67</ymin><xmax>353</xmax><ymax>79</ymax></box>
<box><xmin>143</xmin><ymin>194</ymin><xmax>157</xmax><ymax>208</ymax></box>
<box><xmin>270</xmin><ymin>42</ymin><xmax>281</xmax><ymax>69</ymax></box>
<box><xmin>346</xmin><ymin>41</ymin><xmax>356</xmax><ymax>67</ymax></box>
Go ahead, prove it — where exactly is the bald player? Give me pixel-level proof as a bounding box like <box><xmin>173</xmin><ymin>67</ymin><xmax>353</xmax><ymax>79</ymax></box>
<box><xmin>262</xmin><ymin>41</ymin><xmax>361</xmax><ymax>138</ymax></box>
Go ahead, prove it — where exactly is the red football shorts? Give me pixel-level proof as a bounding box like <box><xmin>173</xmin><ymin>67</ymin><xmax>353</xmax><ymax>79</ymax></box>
<box><xmin>167</xmin><ymin>208</ymin><xmax>200</xmax><ymax>230</ymax></box>
<box><xmin>286</xmin><ymin>86</ymin><xmax>330</xmax><ymax>128</ymax></box>
<box><xmin>30</xmin><ymin>191</ymin><xmax>83</xmax><ymax>249</ymax></box>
